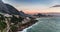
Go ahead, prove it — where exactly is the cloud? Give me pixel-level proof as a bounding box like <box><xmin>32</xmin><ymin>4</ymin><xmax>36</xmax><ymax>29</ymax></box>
<box><xmin>3</xmin><ymin>0</ymin><xmax>60</xmax><ymax>14</ymax></box>
<box><xmin>51</xmin><ymin>0</ymin><xmax>60</xmax><ymax>6</ymax></box>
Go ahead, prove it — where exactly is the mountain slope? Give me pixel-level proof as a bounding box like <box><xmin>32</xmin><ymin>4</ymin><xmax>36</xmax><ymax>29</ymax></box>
<box><xmin>5</xmin><ymin>4</ymin><xmax>20</xmax><ymax>15</ymax></box>
<box><xmin>0</xmin><ymin>0</ymin><xmax>11</xmax><ymax>14</ymax></box>
<box><xmin>5</xmin><ymin>4</ymin><xmax>29</xmax><ymax>17</ymax></box>
<box><xmin>0</xmin><ymin>0</ymin><xmax>29</xmax><ymax>17</ymax></box>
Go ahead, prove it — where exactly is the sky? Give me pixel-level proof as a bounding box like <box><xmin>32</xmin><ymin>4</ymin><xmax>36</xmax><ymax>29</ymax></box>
<box><xmin>2</xmin><ymin>0</ymin><xmax>60</xmax><ymax>14</ymax></box>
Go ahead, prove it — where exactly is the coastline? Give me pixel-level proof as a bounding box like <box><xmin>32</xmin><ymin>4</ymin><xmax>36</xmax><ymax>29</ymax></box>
<box><xmin>19</xmin><ymin>20</ymin><xmax>39</xmax><ymax>32</ymax></box>
<box><xmin>18</xmin><ymin>16</ymin><xmax>55</xmax><ymax>31</ymax></box>
<box><xmin>17</xmin><ymin>18</ymin><xmax>38</xmax><ymax>32</ymax></box>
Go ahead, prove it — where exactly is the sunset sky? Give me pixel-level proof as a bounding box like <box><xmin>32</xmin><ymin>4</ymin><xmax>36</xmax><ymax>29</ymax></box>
<box><xmin>2</xmin><ymin>0</ymin><xmax>60</xmax><ymax>14</ymax></box>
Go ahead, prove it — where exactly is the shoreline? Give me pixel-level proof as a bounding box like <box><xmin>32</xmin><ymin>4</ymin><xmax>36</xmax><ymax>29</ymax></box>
<box><xmin>17</xmin><ymin>18</ymin><xmax>38</xmax><ymax>31</ymax></box>
<box><xmin>19</xmin><ymin>20</ymin><xmax>39</xmax><ymax>32</ymax></box>
<box><xmin>18</xmin><ymin>16</ymin><xmax>55</xmax><ymax>31</ymax></box>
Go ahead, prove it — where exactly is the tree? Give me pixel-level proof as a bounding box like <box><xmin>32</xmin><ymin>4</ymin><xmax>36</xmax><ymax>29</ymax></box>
<box><xmin>10</xmin><ymin>15</ymin><xmax>24</xmax><ymax>32</ymax></box>
<box><xmin>0</xmin><ymin>14</ymin><xmax>7</xmax><ymax>32</ymax></box>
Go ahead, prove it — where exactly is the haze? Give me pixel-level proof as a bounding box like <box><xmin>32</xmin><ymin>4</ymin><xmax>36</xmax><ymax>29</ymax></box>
<box><xmin>2</xmin><ymin>0</ymin><xmax>60</xmax><ymax>14</ymax></box>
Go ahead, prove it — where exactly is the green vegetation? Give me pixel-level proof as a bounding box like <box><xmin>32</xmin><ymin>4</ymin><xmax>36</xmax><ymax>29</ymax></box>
<box><xmin>0</xmin><ymin>14</ymin><xmax>24</xmax><ymax>32</ymax></box>
<box><xmin>0</xmin><ymin>14</ymin><xmax>38</xmax><ymax>32</ymax></box>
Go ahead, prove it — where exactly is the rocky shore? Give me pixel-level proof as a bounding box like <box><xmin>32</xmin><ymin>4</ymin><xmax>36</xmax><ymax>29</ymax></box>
<box><xmin>17</xmin><ymin>17</ymin><xmax>38</xmax><ymax>31</ymax></box>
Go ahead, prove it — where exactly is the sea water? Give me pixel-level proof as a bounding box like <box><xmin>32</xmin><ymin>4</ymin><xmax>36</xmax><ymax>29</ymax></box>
<box><xmin>22</xmin><ymin>17</ymin><xmax>60</xmax><ymax>32</ymax></box>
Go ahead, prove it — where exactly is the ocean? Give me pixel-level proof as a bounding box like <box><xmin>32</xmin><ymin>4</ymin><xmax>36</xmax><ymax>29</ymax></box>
<box><xmin>21</xmin><ymin>17</ymin><xmax>60</xmax><ymax>32</ymax></box>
